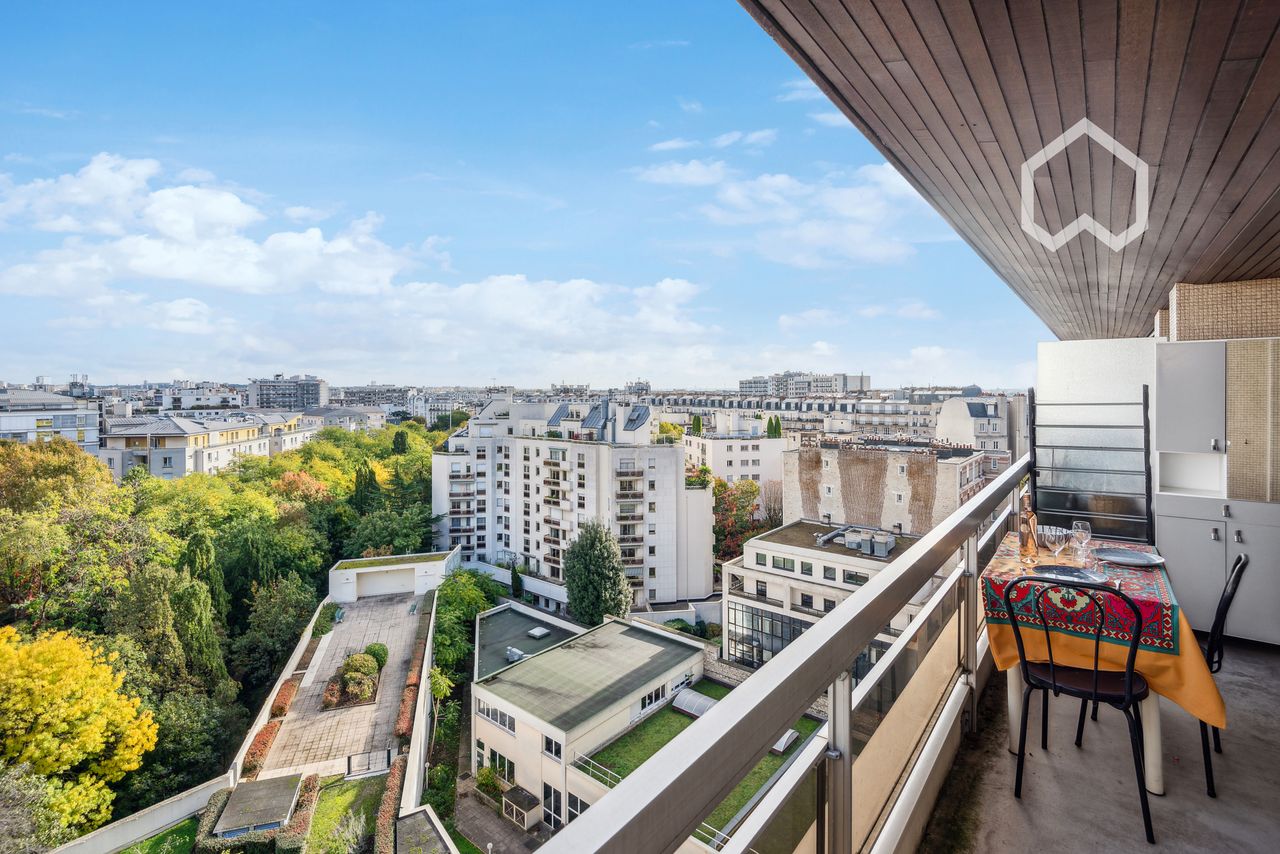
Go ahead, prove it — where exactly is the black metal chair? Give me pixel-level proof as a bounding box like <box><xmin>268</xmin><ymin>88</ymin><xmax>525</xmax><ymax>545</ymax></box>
<box><xmin>1003</xmin><ymin>576</ymin><xmax>1154</xmax><ymax>844</ymax></box>
<box><xmin>1198</xmin><ymin>553</ymin><xmax>1248</xmax><ymax>798</ymax></box>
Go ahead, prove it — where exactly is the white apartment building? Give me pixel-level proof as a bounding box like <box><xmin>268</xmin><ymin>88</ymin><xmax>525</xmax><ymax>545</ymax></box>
<box><xmin>722</xmin><ymin>520</ymin><xmax>927</xmax><ymax>673</ymax></box>
<box><xmin>157</xmin><ymin>383</ymin><xmax>245</xmax><ymax>411</ymax></box>
<box><xmin>432</xmin><ymin>392</ymin><xmax>714</xmax><ymax>607</ymax></box>
<box><xmin>246</xmin><ymin>374</ymin><xmax>329</xmax><ymax>410</ymax></box>
<box><xmin>681</xmin><ymin>431</ymin><xmax>786</xmax><ymax>488</ymax></box>
<box><xmin>737</xmin><ymin>371</ymin><xmax>871</xmax><ymax>395</ymax></box>
<box><xmin>330</xmin><ymin>383</ymin><xmax>414</xmax><ymax>411</ymax></box>
<box><xmin>96</xmin><ymin>412</ymin><xmax>319</xmax><ymax>481</ymax></box>
<box><xmin>299</xmin><ymin>405</ymin><xmax>388</xmax><ymax>432</ymax></box>
<box><xmin>0</xmin><ymin>388</ymin><xmax>99</xmax><ymax>452</ymax></box>
<box><xmin>471</xmin><ymin>604</ymin><xmax>704</xmax><ymax>834</ymax></box>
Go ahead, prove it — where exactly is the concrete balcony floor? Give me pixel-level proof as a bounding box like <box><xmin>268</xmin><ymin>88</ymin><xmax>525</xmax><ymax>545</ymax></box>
<box><xmin>923</xmin><ymin>640</ymin><xmax>1280</xmax><ymax>853</ymax></box>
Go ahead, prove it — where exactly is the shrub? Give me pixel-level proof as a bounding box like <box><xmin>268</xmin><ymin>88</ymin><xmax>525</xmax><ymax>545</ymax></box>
<box><xmin>475</xmin><ymin>766</ymin><xmax>502</xmax><ymax>799</ymax></box>
<box><xmin>322</xmin><ymin>677</ymin><xmax>342</xmax><ymax>709</ymax></box>
<box><xmin>705</xmin><ymin>622</ymin><xmax>722</xmax><ymax>641</ymax></box>
<box><xmin>364</xmin><ymin>642</ymin><xmax>389</xmax><ymax>670</ymax></box>
<box><xmin>342</xmin><ymin>653</ymin><xmax>379</xmax><ymax>677</ymax></box>
<box><xmin>664</xmin><ymin>618</ymin><xmax>696</xmax><ymax>635</ymax></box>
<box><xmin>374</xmin><ymin>755</ymin><xmax>407</xmax><ymax>854</ymax></box>
<box><xmin>271</xmin><ymin>677</ymin><xmax>300</xmax><ymax>718</ymax></box>
<box><xmin>313</xmin><ymin>602</ymin><xmax>340</xmax><ymax>636</ymax></box>
<box><xmin>343</xmin><ymin>671</ymin><xmax>375</xmax><ymax>702</ymax></box>
<box><xmin>395</xmin><ymin>684</ymin><xmax>418</xmax><ymax>738</ymax></box>
<box><xmin>275</xmin><ymin>774</ymin><xmax>320</xmax><ymax>852</ymax></box>
<box><xmin>406</xmin><ymin>639</ymin><xmax>426</xmax><ymax>687</ymax></box>
<box><xmin>241</xmin><ymin>720</ymin><xmax>281</xmax><ymax>779</ymax></box>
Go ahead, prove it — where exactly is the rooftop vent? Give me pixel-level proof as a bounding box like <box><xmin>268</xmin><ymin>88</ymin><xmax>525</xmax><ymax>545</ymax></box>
<box><xmin>505</xmin><ymin>646</ymin><xmax>525</xmax><ymax>663</ymax></box>
<box><xmin>527</xmin><ymin>627</ymin><xmax>550</xmax><ymax>640</ymax></box>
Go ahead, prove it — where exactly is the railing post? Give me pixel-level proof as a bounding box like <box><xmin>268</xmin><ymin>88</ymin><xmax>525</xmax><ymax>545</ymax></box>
<box><xmin>825</xmin><ymin>671</ymin><xmax>853</xmax><ymax>853</ymax></box>
<box><xmin>960</xmin><ymin>533</ymin><xmax>980</xmax><ymax>732</ymax></box>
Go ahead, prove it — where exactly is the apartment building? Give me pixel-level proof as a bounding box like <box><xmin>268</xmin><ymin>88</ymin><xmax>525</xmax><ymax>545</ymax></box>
<box><xmin>0</xmin><ymin>388</ymin><xmax>99</xmax><ymax>451</ymax></box>
<box><xmin>721</xmin><ymin>520</ymin><xmax>922</xmax><ymax>671</ymax></box>
<box><xmin>299</xmin><ymin>405</ymin><xmax>388</xmax><ymax>432</ymax></box>
<box><xmin>96</xmin><ymin>412</ymin><xmax>319</xmax><ymax>480</ymax></box>
<box><xmin>783</xmin><ymin>441</ymin><xmax>988</xmax><ymax>533</ymax></box>
<box><xmin>681</xmin><ymin>430</ymin><xmax>786</xmax><ymax>488</ymax></box>
<box><xmin>737</xmin><ymin>371</ymin><xmax>871</xmax><ymax>396</ymax></box>
<box><xmin>471</xmin><ymin>604</ymin><xmax>704</xmax><ymax>834</ymax></box>
<box><xmin>432</xmin><ymin>392</ymin><xmax>714</xmax><ymax>607</ymax></box>
<box><xmin>156</xmin><ymin>383</ymin><xmax>245</xmax><ymax>411</ymax></box>
<box><xmin>330</xmin><ymin>383</ymin><xmax>414</xmax><ymax>411</ymax></box>
<box><xmin>246</xmin><ymin>374</ymin><xmax>329</xmax><ymax>410</ymax></box>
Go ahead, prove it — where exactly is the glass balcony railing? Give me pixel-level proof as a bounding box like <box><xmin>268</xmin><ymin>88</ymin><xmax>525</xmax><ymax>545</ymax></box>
<box><xmin>545</xmin><ymin>454</ymin><xmax>1030</xmax><ymax>854</ymax></box>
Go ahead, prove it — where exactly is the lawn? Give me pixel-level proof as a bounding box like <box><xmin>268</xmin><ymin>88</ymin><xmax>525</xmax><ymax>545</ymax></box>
<box><xmin>120</xmin><ymin>817</ymin><xmax>197</xmax><ymax>854</ymax></box>
<box><xmin>307</xmin><ymin>774</ymin><xmax>386</xmax><ymax>852</ymax></box>
<box><xmin>589</xmin><ymin>678</ymin><xmax>821</xmax><ymax>834</ymax></box>
<box><xmin>449</xmin><ymin>828</ymin><xmax>486</xmax><ymax>854</ymax></box>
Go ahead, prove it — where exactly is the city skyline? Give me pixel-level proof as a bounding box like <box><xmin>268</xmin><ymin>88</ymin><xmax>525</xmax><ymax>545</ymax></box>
<box><xmin>0</xmin><ymin>2</ymin><xmax>1048</xmax><ymax>390</ymax></box>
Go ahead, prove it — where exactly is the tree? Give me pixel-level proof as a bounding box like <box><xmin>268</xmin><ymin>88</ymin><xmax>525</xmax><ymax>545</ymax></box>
<box><xmin>0</xmin><ymin>437</ymin><xmax>115</xmax><ymax>515</ymax></box>
<box><xmin>392</xmin><ymin>430</ymin><xmax>409</xmax><ymax>455</ymax></box>
<box><xmin>170</xmin><ymin>572</ymin><xmax>234</xmax><ymax>700</ymax></box>
<box><xmin>180</xmin><ymin>529</ymin><xmax>228</xmax><ymax>624</ymax></box>
<box><xmin>350</xmin><ymin>460</ymin><xmax>382</xmax><ymax>515</ymax></box>
<box><xmin>0</xmin><ymin>627</ymin><xmax>157</xmax><ymax>832</ymax></box>
<box><xmin>230</xmin><ymin>573</ymin><xmax>316</xmax><ymax>691</ymax></box>
<box><xmin>430</xmin><ymin>609</ymin><xmax>471</xmax><ymax>672</ymax></box>
<box><xmin>0</xmin><ymin>763</ymin><xmax>71</xmax><ymax>852</ymax></box>
<box><xmin>344</xmin><ymin>505</ymin><xmax>433</xmax><ymax>557</ymax></box>
<box><xmin>691</xmin><ymin>414</ymin><xmax>703</xmax><ymax>436</ymax></box>
<box><xmin>0</xmin><ymin>509</ymin><xmax>69</xmax><ymax>626</ymax></box>
<box><xmin>510</xmin><ymin>564</ymin><xmax>524</xmax><ymax>598</ymax></box>
<box><xmin>426</xmin><ymin>667</ymin><xmax>454</xmax><ymax>757</ymax></box>
<box><xmin>563</xmin><ymin>520</ymin><xmax>630</xmax><ymax>626</ymax></box>
<box><xmin>713</xmin><ymin>478</ymin><xmax>765</xmax><ymax>561</ymax></box>
<box><xmin>760</xmin><ymin>480</ymin><xmax>784</xmax><ymax>529</ymax></box>
<box><xmin>106</xmin><ymin>565</ymin><xmax>189</xmax><ymax>693</ymax></box>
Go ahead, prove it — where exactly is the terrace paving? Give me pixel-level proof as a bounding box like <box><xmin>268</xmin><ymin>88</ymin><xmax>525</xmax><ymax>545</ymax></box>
<box><xmin>259</xmin><ymin>593</ymin><xmax>420</xmax><ymax>779</ymax></box>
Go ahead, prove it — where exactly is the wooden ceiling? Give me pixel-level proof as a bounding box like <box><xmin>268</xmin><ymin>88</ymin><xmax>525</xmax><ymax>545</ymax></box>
<box><xmin>739</xmin><ymin>0</ymin><xmax>1280</xmax><ymax>339</ymax></box>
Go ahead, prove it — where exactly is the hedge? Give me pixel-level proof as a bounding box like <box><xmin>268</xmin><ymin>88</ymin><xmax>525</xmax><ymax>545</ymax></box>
<box><xmin>193</xmin><ymin>787</ymin><xmax>274</xmax><ymax>853</ymax></box>
<box><xmin>405</xmin><ymin>639</ymin><xmax>426</xmax><ymax>687</ymax></box>
<box><xmin>343</xmin><ymin>653</ymin><xmax>379</xmax><ymax>677</ymax></box>
<box><xmin>374</xmin><ymin>755</ymin><xmax>408</xmax><ymax>854</ymax></box>
<box><xmin>395</xmin><ymin>684</ymin><xmax>418</xmax><ymax>739</ymax></box>
<box><xmin>364</xmin><ymin>642</ymin><xmax>389</xmax><ymax>669</ymax></box>
<box><xmin>274</xmin><ymin>774</ymin><xmax>321</xmax><ymax>853</ymax></box>
<box><xmin>271</xmin><ymin>677</ymin><xmax>300</xmax><ymax>718</ymax></box>
<box><xmin>241</xmin><ymin>719</ymin><xmax>281</xmax><ymax>779</ymax></box>
<box><xmin>313</xmin><ymin>601</ymin><xmax>340</xmax><ymax>636</ymax></box>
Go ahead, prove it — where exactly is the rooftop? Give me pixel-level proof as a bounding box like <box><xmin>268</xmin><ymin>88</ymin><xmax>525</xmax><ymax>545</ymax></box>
<box><xmin>475</xmin><ymin>605</ymin><xmax>579</xmax><ymax>681</ymax></box>
<box><xmin>478</xmin><ymin>619</ymin><xmax>700</xmax><ymax>732</ymax></box>
<box><xmin>753</xmin><ymin>520</ymin><xmax>920</xmax><ymax>561</ymax></box>
<box><xmin>212</xmin><ymin>774</ymin><xmax>301</xmax><ymax>836</ymax></box>
<box><xmin>332</xmin><ymin>551</ymin><xmax>449</xmax><ymax>570</ymax></box>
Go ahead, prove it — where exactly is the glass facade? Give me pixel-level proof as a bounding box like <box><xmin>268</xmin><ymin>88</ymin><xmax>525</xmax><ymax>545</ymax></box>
<box><xmin>726</xmin><ymin>600</ymin><xmax>812</xmax><ymax>669</ymax></box>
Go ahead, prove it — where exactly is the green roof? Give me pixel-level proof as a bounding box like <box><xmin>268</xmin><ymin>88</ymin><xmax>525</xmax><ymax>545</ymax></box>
<box><xmin>334</xmin><ymin>551</ymin><xmax>449</xmax><ymax>570</ymax></box>
<box><xmin>475</xmin><ymin>607</ymin><xmax>578</xmax><ymax>680</ymax></box>
<box><xmin>479</xmin><ymin>620</ymin><xmax>701</xmax><ymax>733</ymax></box>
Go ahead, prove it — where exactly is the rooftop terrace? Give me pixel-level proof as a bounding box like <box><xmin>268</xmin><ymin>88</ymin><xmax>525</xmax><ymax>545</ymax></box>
<box><xmin>754</xmin><ymin>519</ymin><xmax>920</xmax><ymax>561</ymax></box>
<box><xmin>331</xmin><ymin>551</ymin><xmax>449</xmax><ymax>570</ymax></box>
<box><xmin>474</xmin><ymin>605</ymin><xmax>578</xmax><ymax>681</ymax></box>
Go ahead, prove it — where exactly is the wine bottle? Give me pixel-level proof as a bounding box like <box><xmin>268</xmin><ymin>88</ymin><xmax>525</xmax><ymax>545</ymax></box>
<box><xmin>1018</xmin><ymin>494</ymin><xmax>1039</xmax><ymax>564</ymax></box>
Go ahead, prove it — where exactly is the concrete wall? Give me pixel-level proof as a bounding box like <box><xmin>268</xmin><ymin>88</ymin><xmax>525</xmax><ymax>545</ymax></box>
<box><xmin>51</xmin><ymin>773</ymin><xmax>233</xmax><ymax>854</ymax></box>
<box><xmin>468</xmin><ymin>560</ymin><xmax>569</xmax><ymax>608</ymax></box>
<box><xmin>328</xmin><ymin>547</ymin><xmax>459</xmax><ymax>604</ymax></box>
<box><xmin>401</xmin><ymin>593</ymin><xmax>439</xmax><ymax>815</ymax></box>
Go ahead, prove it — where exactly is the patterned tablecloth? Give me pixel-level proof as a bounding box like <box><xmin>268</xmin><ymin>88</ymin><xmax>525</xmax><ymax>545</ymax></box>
<box><xmin>981</xmin><ymin>532</ymin><xmax>1226</xmax><ymax>728</ymax></box>
<box><xmin>982</xmin><ymin>536</ymin><xmax>1180</xmax><ymax>655</ymax></box>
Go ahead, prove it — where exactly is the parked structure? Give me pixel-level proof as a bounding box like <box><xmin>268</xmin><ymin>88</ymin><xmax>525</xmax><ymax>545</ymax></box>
<box><xmin>432</xmin><ymin>391</ymin><xmax>714</xmax><ymax>607</ymax></box>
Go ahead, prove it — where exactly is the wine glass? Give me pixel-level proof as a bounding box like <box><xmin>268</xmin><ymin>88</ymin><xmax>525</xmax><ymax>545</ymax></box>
<box><xmin>1040</xmin><ymin>526</ymin><xmax>1067</xmax><ymax>561</ymax></box>
<box><xmin>1072</xmin><ymin>521</ymin><xmax>1092</xmax><ymax>564</ymax></box>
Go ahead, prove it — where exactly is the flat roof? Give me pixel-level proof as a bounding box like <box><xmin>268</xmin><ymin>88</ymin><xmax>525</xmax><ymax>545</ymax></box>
<box><xmin>333</xmin><ymin>551</ymin><xmax>449</xmax><ymax>570</ymax></box>
<box><xmin>479</xmin><ymin>620</ymin><xmax>700</xmax><ymax>732</ymax></box>
<box><xmin>213</xmin><ymin>774</ymin><xmax>301</xmax><ymax>835</ymax></box>
<box><xmin>753</xmin><ymin>520</ymin><xmax>919</xmax><ymax>562</ymax></box>
<box><xmin>475</xmin><ymin>606</ymin><xmax>578</xmax><ymax>680</ymax></box>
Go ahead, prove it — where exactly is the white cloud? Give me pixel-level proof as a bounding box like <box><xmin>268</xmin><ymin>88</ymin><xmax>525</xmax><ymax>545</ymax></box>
<box><xmin>633</xmin><ymin>159</ymin><xmax>729</xmax><ymax>187</ymax></box>
<box><xmin>678</xmin><ymin>98</ymin><xmax>703</xmax><ymax>114</ymax></box>
<box><xmin>810</xmin><ymin>111</ymin><xmax>848</xmax><ymax>128</ymax></box>
<box><xmin>743</xmin><ymin>129</ymin><xmax>778</xmax><ymax>147</ymax></box>
<box><xmin>419</xmin><ymin>235</ymin><xmax>454</xmax><ymax>272</ymax></box>
<box><xmin>284</xmin><ymin>205</ymin><xmax>333</xmax><ymax>223</ymax></box>
<box><xmin>857</xmin><ymin>300</ymin><xmax>939</xmax><ymax>320</ymax></box>
<box><xmin>778</xmin><ymin>308</ymin><xmax>842</xmax><ymax>332</ymax></box>
<box><xmin>175</xmin><ymin>167</ymin><xmax>216</xmax><ymax>184</ymax></box>
<box><xmin>777</xmin><ymin>79</ymin><xmax>824</xmax><ymax>102</ymax></box>
<box><xmin>711</xmin><ymin>131</ymin><xmax>743</xmax><ymax>148</ymax></box>
<box><xmin>649</xmin><ymin>138</ymin><xmax>699</xmax><ymax>152</ymax></box>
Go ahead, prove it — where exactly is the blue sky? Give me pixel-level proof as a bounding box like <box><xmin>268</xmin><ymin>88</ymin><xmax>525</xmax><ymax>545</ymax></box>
<box><xmin>0</xmin><ymin>2</ymin><xmax>1048</xmax><ymax>389</ymax></box>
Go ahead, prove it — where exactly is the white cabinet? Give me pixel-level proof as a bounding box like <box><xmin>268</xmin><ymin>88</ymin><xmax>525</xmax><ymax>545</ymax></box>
<box><xmin>1227</xmin><ymin>523</ymin><xmax>1280</xmax><ymax>645</ymax></box>
<box><xmin>1156</xmin><ymin>514</ymin><xmax>1226</xmax><ymax>632</ymax></box>
<box><xmin>1156</xmin><ymin>341</ymin><xmax>1225</xmax><ymax>454</ymax></box>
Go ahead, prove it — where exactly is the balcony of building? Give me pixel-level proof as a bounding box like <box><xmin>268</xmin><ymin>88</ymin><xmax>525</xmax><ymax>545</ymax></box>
<box><xmin>544</xmin><ymin>477</ymin><xmax>568</xmax><ymax>490</ymax></box>
<box><xmin>617</xmin><ymin>534</ymin><xmax>644</xmax><ymax>546</ymax></box>
<box><xmin>447</xmin><ymin>507</ymin><xmax>471</xmax><ymax>517</ymax></box>
<box><xmin>615</xmin><ymin>466</ymin><xmax>644</xmax><ymax>479</ymax></box>
<box><xmin>621</xmin><ymin>555</ymin><xmax>644</xmax><ymax>568</ymax></box>
<box><xmin>543</xmin><ymin>553</ymin><xmax>562</xmax><ymax>569</ymax></box>
<box><xmin>544</xmin><ymin>458</ymin><xmax>563</xmax><ymax>469</ymax></box>
<box><xmin>616</xmin><ymin>490</ymin><xmax>644</xmax><ymax>501</ymax></box>
<box><xmin>617</xmin><ymin>511</ymin><xmax>644</xmax><ymax>522</ymax></box>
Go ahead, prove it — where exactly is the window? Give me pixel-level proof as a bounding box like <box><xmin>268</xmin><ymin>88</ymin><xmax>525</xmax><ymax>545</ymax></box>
<box><xmin>800</xmin><ymin>561</ymin><xmax>813</xmax><ymax>576</ymax></box>
<box><xmin>823</xmin><ymin>566</ymin><xmax>836</xmax><ymax>581</ymax></box>
<box><xmin>648</xmin><ymin>502</ymin><xmax>656</xmax><ymax>512</ymax></box>
<box><xmin>824</xmin><ymin>485</ymin><xmax>832</xmax><ymax>496</ymax></box>
<box><xmin>161</xmin><ymin>455</ymin><xmax>174</xmax><ymax>468</ymax></box>
<box><xmin>771</xmin><ymin>555</ymin><xmax>795</xmax><ymax>571</ymax></box>
<box><xmin>898</xmin><ymin>464</ymin><xmax>906</xmax><ymax>475</ymax></box>
<box><xmin>895</xmin><ymin>492</ymin><xmax>904</xmax><ymax>504</ymax></box>
<box><xmin>648</xmin><ymin>480</ymin><xmax>655</xmax><ymax>490</ymax></box>
<box><xmin>648</xmin><ymin>567</ymin><xmax>656</xmax><ymax>578</ymax></box>
<box><xmin>725</xmin><ymin>600</ymin><xmax>812</xmax><ymax>669</ymax></box>
<box><xmin>800</xmin><ymin>593</ymin><xmax>813</xmax><ymax>609</ymax></box>
<box><xmin>648</xmin><ymin>545</ymin><xmax>656</xmax><ymax>555</ymax></box>
<box><xmin>755</xmin><ymin>580</ymin><xmax>768</xmax><ymax>598</ymax></box>
<box><xmin>640</xmin><ymin>684</ymin><xmax>667</xmax><ymax>711</ymax></box>
<box><xmin>824</xmin><ymin>598</ymin><xmax>836</xmax><ymax>612</ymax></box>
<box><xmin>543</xmin><ymin>783</ymin><xmax>563</xmax><ymax>830</ymax></box>
<box><xmin>487</xmin><ymin>748</ymin><xmax>515</xmax><ymax>783</ymax></box>
<box><xmin>542</xmin><ymin>735</ymin><xmax>562</xmax><ymax>761</ymax></box>
<box><xmin>476</xmin><ymin>698</ymin><xmax>515</xmax><ymax>732</ymax></box>
<box><xmin>568</xmin><ymin>793</ymin><xmax>589</xmax><ymax>823</ymax></box>
<box><xmin>844</xmin><ymin>570</ymin><xmax>869</xmax><ymax>586</ymax></box>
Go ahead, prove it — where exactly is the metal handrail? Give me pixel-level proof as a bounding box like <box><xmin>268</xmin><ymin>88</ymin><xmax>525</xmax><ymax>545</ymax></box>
<box><xmin>545</xmin><ymin>453</ymin><xmax>1031</xmax><ymax>853</ymax></box>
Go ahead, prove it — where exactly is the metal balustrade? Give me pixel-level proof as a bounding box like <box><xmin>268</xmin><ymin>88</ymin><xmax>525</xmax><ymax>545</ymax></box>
<box><xmin>546</xmin><ymin>454</ymin><xmax>1030</xmax><ymax>854</ymax></box>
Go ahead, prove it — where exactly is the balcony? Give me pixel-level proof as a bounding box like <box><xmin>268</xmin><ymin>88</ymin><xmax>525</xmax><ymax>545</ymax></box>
<box><xmin>544</xmin><ymin>458</ymin><xmax>563</xmax><ymax>469</ymax></box>
<box><xmin>448</xmin><ymin>488</ymin><xmax>475</xmax><ymax>498</ymax></box>
<box><xmin>544</xmin><ymin>477</ymin><xmax>569</xmax><ymax>490</ymax></box>
<box><xmin>615</xmin><ymin>467</ymin><xmax>644</xmax><ymax>479</ymax></box>
<box><xmin>616</xmin><ymin>490</ymin><xmax>644</xmax><ymax>501</ymax></box>
<box><xmin>621</xmin><ymin>555</ymin><xmax>644</xmax><ymax>567</ymax></box>
<box><xmin>789</xmin><ymin>602</ymin><xmax>828</xmax><ymax>619</ymax></box>
<box><xmin>542</xmin><ymin>515</ymin><xmax>564</xmax><ymax>528</ymax></box>
<box><xmin>728</xmin><ymin>588</ymin><xmax>784</xmax><ymax>609</ymax></box>
<box><xmin>448</xmin><ymin>471</ymin><xmax>473</xmax><ymax>480</ymax></box>
<box><xmin>616</xmin><ymin>512</ymin><xmax>644</xmax><ymax>522</ymax></box>
<box><xmin>447</xmin><ymin>507</ymin><xmax>471</xmax><ymax>517</ymax></box>
<box><xmin>617</xmin><ymin>534</ymin><xmax>644</xmax><ymax>545</ymax></box>
<box><xmin>543</xmin><ymin>554</ymin><xmax>562</xmax><ymax>568</ymax></box>
<box><xmin>542</xmin><ymin>534</ymin><xmax>563</xmax><ymax>547</ymax></box>
<box><xmin>448</xmin><ymin>525</ymin><xmax>474</xmax><ymax>535</ymax></box>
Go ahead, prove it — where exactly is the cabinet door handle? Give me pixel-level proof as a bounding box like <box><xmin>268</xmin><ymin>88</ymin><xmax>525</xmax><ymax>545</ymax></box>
<box><xmin>1211</xmin><ymin>527</ymin><xmax>1220</xmax><ymax>541</ymax></box>
<box><xmin>1223</xmin><ymin>504</ymin><xmax>1231</xmax><ymax>518</ymax></box>
<box><xmin>1234</xmin><ymin>530</ymin><xmax>1244</xmax><ymax>544</ymax></box>
<box><xmin>1210</xmin><ymin>438</ymin><xmax>1220</xmax><ymax>451</ymax></box>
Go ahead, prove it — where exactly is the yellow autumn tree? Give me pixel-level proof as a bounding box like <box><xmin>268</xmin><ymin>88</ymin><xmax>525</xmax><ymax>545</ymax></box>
<box><xmin>0</xmin><ymin>627</ymin><xmax>158</xmax><ymax>832</ymax></box>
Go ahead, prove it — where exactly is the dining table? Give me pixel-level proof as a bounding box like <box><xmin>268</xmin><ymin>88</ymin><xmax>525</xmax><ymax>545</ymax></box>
<box><xmin>981</xmin><ymin>532</ymin><xmax>1227</xmax><ymax>795</ymax></box>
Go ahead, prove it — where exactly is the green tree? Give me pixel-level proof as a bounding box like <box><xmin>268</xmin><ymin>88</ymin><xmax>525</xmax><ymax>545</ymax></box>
<box><xmin>426</xmin><ymin>666</ymin><xmax>454</xmax><ymax>757</ymax></box>
<box><xmin>430</xmin><ymin>609</ymin><xmax>471</xmax><ymax>672</ymax></box>
<box><xmin>350</xmin><ymin>459</ymin><xmax>382</xmax><ymax>515</ymax></box>
<box><xmin>171</xmin><ymin>573</ymin><xmax>234</xmax><ymax>700</ymax></box>
<box><xmin>392</xmin><ymin>430</ymin><xmax>409</xmax><ymax>455</ymax></box>
<box><xmin>230</xmin><ymin>573</ymin><xmax>316</xmax><ymax>691</ymax></box>
<box><xmin>0</xmin><ymin>762</ymin><xmax>72</xmax><ymax>852</ymax></box>
<box><xmin>106</xmin><ymin>565</ymin><xmax>188</xmax><ymax>693</ymax></box>
<box><xmin>179</xmin><ymin>529</ymin><xmax>227</xmax><ymax>624</ymax></box>
<box><xmin>713</xmin><ymin>478</ymin><xmax>764</xmax><ymax>561</ymax></box>
<box><xmin>344</xmin><ymin>505</ymin><xmax>434</xmax><ymax>557</ymax></box>
<box><xmin>510</xmin><ymin>564</ymin><xmax>524</xmax><ymax>598</ymax></box>
<box><xmin>563</xmin><ymin>520</ymin><xmax>630</xmax><ymax>627</ymax></box>
<box><xmin>691</xmin><ymin>414</ymin><xmax>703</xmax><ymax>436</ymax></box>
